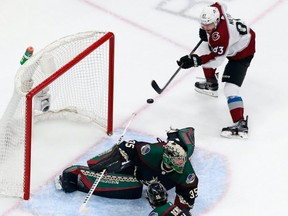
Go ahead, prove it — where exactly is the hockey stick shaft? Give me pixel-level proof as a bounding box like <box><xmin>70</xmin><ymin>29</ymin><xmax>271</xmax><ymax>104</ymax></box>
<box><xmin>79</xmin><ymin>169</ymin><xmax>106</xmax><ymax>213</ymax></box>
<box><xmin>79</xmin><ymin>113</ymin><xmax>137</xmax><ymax>213</ymax></box>
<box><xmin>117</xmin><ymin>112</ymin><xmax>137</xmax><ymax>145</ymax></box>
<box><xmin>151</xmin><ymin>39</ymin><xmax>203</xmax><ymax>94</ymax></box>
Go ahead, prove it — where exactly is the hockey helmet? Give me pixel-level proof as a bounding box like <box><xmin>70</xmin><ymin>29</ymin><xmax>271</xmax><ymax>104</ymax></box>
<box><xmin>163</xmin><ymin>141</ymin><xmax>187</xmax><ymax>174</ymax></box>
<box><xmin>146</xmin><ymin>181</ymin><xmax>168</xmax><ymax>206</ymax></box>
<box><xmin>200</xmin><ymin>6</ymin><xmax>220</xmax><ymax>29</ymax></box>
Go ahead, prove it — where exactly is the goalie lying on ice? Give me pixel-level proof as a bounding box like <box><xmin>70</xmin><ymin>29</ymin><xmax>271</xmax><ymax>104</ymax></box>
<box><xmin>55</xmin><ymin>127</ymin><xmax>198</xmax><ymax>214</ymax></box>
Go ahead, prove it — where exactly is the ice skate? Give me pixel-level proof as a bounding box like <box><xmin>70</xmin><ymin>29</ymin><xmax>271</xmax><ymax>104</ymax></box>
<box><xmin>221</xmin><ymin>116</ymin><xmax>248</xmax><ymax>139</ymax></box>
<box><xmin>195</xmin><ymin>81</ymin><xmax>218</xmax><ymax>97</ymax></box>
<box><xmin>54</xmin><ymin>175</ymin><xmax>63</xmax><ymax>190</ymax></box>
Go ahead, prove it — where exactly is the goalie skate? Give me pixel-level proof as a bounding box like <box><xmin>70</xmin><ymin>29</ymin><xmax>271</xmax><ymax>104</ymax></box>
<box><xmin>54</xmin><ymin>175</ymin><xmax>63</xmax><ymax>190</ymax></box>
<box><xmin>221</xmin><ymin>117</ymin><xmax>248</xmax><ymax>139</ymax></box>
<box><xmin>194</xmin><ymin>81</ymin><xmax>218</xmax><ymax>97</ymax></box>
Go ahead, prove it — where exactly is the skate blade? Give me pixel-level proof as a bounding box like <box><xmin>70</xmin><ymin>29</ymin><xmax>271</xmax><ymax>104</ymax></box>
<box><xmin>220</xmin><ymin>131</ymin><xmax>248</xmax><ymax>139</ymax></box>
<box><xmin>195</xmin><ymin>87</ymin><xmax>218</xmax><ymax>97</ymax></box>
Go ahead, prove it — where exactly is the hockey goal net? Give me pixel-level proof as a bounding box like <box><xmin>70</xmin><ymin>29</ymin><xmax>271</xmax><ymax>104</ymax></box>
<box><xmin>0</xmin><ymin>31</ymin><xmax>114</xmax><ymax>200</ymax></box>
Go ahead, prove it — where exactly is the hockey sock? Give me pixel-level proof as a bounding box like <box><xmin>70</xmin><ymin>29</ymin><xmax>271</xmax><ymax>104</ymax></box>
<box><xmin>203</xmin><ymin>68</ymin><xmax>217</xmax><ymax>83</ymax></box>
<box><xmin>227</xmin><ymin>96</ymin><xmax>244</xmax><ymax>123</ymax></box>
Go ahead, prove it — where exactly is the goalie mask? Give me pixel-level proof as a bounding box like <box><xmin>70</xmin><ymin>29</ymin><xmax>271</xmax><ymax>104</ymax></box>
<box><xmin>163</xmin><ymin>141</ymin><xmax>187</xmax><ymax>174</ymax></box>
<box><xmin>146</xmin><ymin>181</ymin><xmax>168</xmax><ymax>206</ymax></box>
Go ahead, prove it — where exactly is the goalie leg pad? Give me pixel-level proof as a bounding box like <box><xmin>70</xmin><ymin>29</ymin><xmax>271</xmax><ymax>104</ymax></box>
<box><xmin>61</xmin><ymin>165</ymin><xmax>143</xmax><ymax>199</ymax></box>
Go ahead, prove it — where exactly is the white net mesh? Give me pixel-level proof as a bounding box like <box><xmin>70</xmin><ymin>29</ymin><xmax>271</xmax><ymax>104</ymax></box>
<box><xmin>0</xmin><ymin>31</ymin><xmax>114</xmax><ymax>198</ymax></box>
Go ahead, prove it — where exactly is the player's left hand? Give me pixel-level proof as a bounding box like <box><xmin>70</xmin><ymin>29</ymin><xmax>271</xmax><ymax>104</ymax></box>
<box><xmin>177</xmin><ymin>54</ymin><xmax>202</xmax><ymax>69</ymax></box>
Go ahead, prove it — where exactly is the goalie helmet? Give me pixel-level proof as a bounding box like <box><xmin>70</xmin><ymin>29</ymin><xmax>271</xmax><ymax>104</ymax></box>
<box><xmin>163</xmin><ymin>141</ymin><xmax>187</xmax><ymax>174</ymax></box>
<box><xmin>166</xmin><ymin>128</ymin><xmax>188</xmax><ymax>152</ymax></box>
<box><xmin>146</xmin><ymin>182</ymin><xmax>168</xmax><ymax>206</ymax></box>
<box><xmin>200</xmin><ymin>6</ymin><xmax>220</xmax><ymax>28</ymax></box>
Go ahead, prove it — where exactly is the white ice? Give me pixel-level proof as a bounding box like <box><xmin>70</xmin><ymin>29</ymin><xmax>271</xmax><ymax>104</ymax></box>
<box><xmin>0</xmin><ymin>0</ymin><xmax>288</xmax><ymax>215</ymax></box>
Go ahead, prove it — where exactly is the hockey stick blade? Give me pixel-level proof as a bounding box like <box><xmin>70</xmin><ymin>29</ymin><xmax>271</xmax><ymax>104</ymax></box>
<box><xmin>150</xmin><ymin>39</ymin><xmax>203</xmax><ymax>94</ymax></box>
<box><xmin>151</xmin><ymin>80</ymin><xmax>163</xmax><ymax>94</ymax></box>
<box><xmin>151</xmin><ymin>65</ymin><xmax>181</xmax><ymax>94</ymax></box>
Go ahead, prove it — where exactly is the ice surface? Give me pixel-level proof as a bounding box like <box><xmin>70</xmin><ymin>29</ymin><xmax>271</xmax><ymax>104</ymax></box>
<box><xmin>0</xmin><ymin>0</ymin><xmax>288</xmax><ymax>215</ymax></box>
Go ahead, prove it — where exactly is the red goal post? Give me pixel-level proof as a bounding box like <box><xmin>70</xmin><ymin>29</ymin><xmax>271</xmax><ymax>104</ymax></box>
<box><xmin>0</xmin><ymin>31</ymin><xmax>114</xmax><ymax>200</ymax></box>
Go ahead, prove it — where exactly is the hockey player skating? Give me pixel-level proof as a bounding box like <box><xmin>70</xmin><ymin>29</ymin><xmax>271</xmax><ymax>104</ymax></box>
<box><xmin>177</xmin><ymin>2</ymin><xmax>255</xmax><ymax>139</ymax></box>
<box><xmin>146</xmin><ymin>181</ymin><xmax>191</xmax><ymax>216</ymax></box>
<box><xmin>55</xmin><ymin>127</ymin><xmax>198</xmax><ymax>215</ymax></box>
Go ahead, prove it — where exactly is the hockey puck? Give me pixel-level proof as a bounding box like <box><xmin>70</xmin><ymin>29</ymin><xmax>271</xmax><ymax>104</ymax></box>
<box><xmin>147</xmin><ymin>98</ymin><xmax>154</xmax><ymax>104</ymax></box>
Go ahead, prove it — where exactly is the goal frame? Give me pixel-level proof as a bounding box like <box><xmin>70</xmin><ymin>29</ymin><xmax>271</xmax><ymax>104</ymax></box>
<box><xmin>23</xmin><ymin>32</ymin><xmax>115</xmax><ymax>200</ymax></box>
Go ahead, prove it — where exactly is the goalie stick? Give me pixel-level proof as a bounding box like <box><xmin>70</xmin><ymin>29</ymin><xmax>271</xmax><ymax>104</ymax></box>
<box><xmin>79</xmin><ymin>169</ymin><xmax>106</xmax><ymax>213</ymax></box>
<box><xmin>79</xmin><ymin>113</ymin><xmax>137</xmax><ymax>213</ymax></box>
<box><xmin>151</xmin><ymin>40</ymin><xmax>203</xmax><ymax>94</ymax></box>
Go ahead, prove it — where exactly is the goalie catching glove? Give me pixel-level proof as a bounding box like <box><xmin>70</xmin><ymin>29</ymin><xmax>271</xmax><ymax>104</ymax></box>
<box><xmin>177</xmin><ymin>54</ymin><xmax>202</xmax><ymax>69</ymax></box>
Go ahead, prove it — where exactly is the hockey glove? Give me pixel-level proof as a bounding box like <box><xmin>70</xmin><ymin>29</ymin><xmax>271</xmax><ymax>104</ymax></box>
<box><xmin>199</xmin><ymin>28</ymin><xmax>208</xmax><ymax>42</ymax></box>
<box><xmin>180</xmin><ymin>207</ymin><xmax>192</xmax><ymax>216</ymax></box>
<box><xmin>87</xmin><ymin>144</ymin><xmax>123</xmax><ymax>173</ymax></box>
<box><xmin>177</xmin><ymin>54</ymin><xmax>202</xmax><ymax>69</ymax></box>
